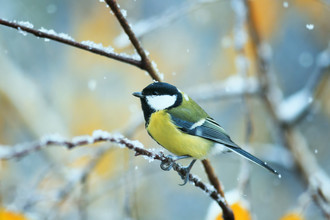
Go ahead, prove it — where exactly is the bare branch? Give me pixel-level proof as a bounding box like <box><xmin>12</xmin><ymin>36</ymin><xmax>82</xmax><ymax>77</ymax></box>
<box><xmin>202</xmin><ymin>160</ymin><xmax>224</xmax><ymax>198</ymax></box>
<box><xmin>0</xmin><ymin>18</ymin><xmax>142</xmax><ymax>68</ymax></box>
<box><xmin>201</xmin><ymin>160</ymin><xmax>234</xmax><ymax>219</ymax></box>
<box><xmin>105</xmin><ymin>0</ymin><xmax>161</xmax><ymax>81</ymax></box>
<box><xmin>276</xmin><ymin>47</ymin><xmax>330</xmax><ymax>125</ymax></box>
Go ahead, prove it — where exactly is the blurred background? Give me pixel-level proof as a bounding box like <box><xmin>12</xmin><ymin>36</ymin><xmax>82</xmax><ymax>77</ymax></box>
<box><xmin>0</xmin><ymin>0</ymin><xmax>329</xmax><ymax>219</ymax></box>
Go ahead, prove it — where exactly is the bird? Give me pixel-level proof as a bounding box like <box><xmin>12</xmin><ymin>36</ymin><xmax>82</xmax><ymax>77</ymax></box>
<box><xmin>133</xmin><ymin>82</ymin><xmax>279</xmax><ymax>185</ymax></box>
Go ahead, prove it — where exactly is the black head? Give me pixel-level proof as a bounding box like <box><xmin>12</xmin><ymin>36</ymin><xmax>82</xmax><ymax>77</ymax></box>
<box><xmin>133</xmin><ymin>82</ymin><xmax>183</xmax><ymax>123</ymax></box>
<box><xmin>141</xmin><ymin>82</ymin><xmax>180</xmax><ymax>96</ymax></box>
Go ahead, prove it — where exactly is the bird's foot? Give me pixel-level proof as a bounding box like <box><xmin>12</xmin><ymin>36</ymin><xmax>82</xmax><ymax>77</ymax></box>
<box><xmin>160</xmin><ymin>158</ymin><xmax>174</xmax><ymax>171</ymax></box>
<box><xmin>160</xmin><ymin>155</ymin><xmax>190</xmax><ymax>171</ymax></box>
<box><xmin>179</xmin><ymin>159</ymin><xmax>197</xmax><ymax>186</ymax></box>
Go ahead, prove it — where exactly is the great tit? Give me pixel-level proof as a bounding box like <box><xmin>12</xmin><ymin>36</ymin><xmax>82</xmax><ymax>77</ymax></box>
<box><xmin>133</xmin><ymin>82</ymin><xmax>279</xmax><ymax>185</ymax></box>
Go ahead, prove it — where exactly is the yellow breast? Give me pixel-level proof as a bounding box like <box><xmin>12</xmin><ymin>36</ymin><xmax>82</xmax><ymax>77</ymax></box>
<box><xmin>147</xmin><ymin>111</ymin><xmax>213</xmax><ymax>159</ymax></box>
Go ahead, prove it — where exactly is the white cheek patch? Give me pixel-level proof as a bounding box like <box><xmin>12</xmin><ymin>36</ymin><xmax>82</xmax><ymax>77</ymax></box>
<box><xmin>146</xmin><ymin>95</ymin><xmax>177</xmax><ymax>111</ymax></box>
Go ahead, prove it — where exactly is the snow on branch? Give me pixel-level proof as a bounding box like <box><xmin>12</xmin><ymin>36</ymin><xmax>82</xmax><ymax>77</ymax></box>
<box><xmin>0</xmin><ymin>130</ymin><xmax>231</xmax><ymax>218</ymax></box>
<box><xmin>186</xmin><ymin>76</ymin><xmax>260</xmax><ymax>101</ymax></box>
<box><xmin>0</xmin><ymin>0</ymin><xmax>164</xmax><ymax>81</ymax></box>
<box><xmin>276</xmin><ymin>89</ymin><xmax>313</xmax><ymax>124</ymax></box>
<box><xmin>276</xmin><ymin>46</ymin><xmax>330</xmax><ymax>125</ymax></box>
<box><xmin>0</xmin><ymin>130</ymin><xmax>129</xmax><ymax>160</ymax></box>
<box><xmin>0</xmin><ymin>18</ymin><xmax>141</xmax><ymax>68</ymax></box>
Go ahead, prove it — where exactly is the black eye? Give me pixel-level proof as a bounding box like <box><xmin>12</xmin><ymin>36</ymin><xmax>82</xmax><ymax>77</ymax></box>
<box><xmin>153</xmin><ymin>91</ymin><xmax>159</xmax><ymax>95</ymax></box>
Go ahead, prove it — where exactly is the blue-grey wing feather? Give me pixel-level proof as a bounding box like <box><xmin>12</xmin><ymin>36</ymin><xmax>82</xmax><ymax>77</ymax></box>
<box><xmin>170</xmin><ymin>115</ymin><xmax>279</xmax><ymax>175</ymax></box>
<box><xmin>170</xmin><ymin>115</ymin><xmax>238</xmax><ymax>148</ymax></box>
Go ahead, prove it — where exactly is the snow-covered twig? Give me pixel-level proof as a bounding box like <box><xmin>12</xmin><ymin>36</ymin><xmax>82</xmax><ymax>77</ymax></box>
<box><xmin>276</xmin><ymin>47</ymin><xmax>330</xmax><ymax>124</ymax></box>
<box><xmin>104</xmin><ymin>0</ymin><xmax>162</xmax><ymax>82</ymax></box>
<box><xmin>0</xmin><ymin>130</ymin><xmax>233</xmax><ymax>219</ymax></box>
<box><xmin>0</xmin><ymin>19</ymin><xmax>141</xmax><ymax>68</ymax></box>
<box><xmin>186</xmin><ymin>76</ymin><xmax>260</xmax><ymax>101</ymax></box>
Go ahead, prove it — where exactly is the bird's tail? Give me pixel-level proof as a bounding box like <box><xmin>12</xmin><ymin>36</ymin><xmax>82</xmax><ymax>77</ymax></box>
<box><xmin>229</xmin><ymin>146</ymin><xmax>280</xmax><ymax>177</ymax></box>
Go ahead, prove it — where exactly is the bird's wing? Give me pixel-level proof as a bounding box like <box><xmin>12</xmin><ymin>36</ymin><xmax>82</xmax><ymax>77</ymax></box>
<box><xmin>170</xmin><ymin>114</ymin><xmax>238</xmax><ymax>148</ymax></box>
<box><xmin>169</xmin><ymin>109</ymin><xmax>279</xmax><ymax>175</ymax></box>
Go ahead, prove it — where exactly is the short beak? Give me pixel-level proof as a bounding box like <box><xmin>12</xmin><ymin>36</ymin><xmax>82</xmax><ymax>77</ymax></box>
<box><xmin>132</xmin><ymin>92</ymin><xmax>144</xmax><ymax>98</ymax></box>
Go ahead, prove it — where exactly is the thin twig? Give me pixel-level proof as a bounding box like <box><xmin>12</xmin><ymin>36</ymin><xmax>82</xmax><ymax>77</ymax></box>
<box><xmin>202</xmin><ymin>160</ymin><xmax>225</xmax><ymax>198</ymax></box>
<box><xmin>201</xmin><ymin>160</ymin><xmax>234</xmax><ymax>219</ymax></box>
<box><xmin>105</xmin><ymin>0</ymin><xmax>161</xmax><ymax>81</ymax></box>
<box><xmin>0</xmin><ymin>18</ymin><xmax>141</xmax><ymax>68</ymax></box>
<box><xmin>276</xmin><ymin>48</ymin><xmax>330</xmax><ymax>125</ymax></box>
<box><xmin>202</xmin><ymin>158</ymin><xmax>234</xmax><ymax>220</ymax></box>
